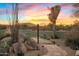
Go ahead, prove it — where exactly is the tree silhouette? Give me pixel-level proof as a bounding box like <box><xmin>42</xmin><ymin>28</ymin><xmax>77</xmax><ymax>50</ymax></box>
<box><xmin>48</xmin><ymin>5</ymin><xmax>61</xmax><ymax>38</ymax></box>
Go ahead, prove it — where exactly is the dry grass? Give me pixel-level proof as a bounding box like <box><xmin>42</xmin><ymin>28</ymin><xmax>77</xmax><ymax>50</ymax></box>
<box><xmin>65</xmin><ymin>31</ymin><xmax>79</xmax><ymax>50</ymax></box>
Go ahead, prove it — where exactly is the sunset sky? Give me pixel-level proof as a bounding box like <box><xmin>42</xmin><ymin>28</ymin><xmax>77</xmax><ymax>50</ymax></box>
<box><xmin>0</xmin><ymin>3</ymin><xmax>78</xmax><ymax>25</ymax></box>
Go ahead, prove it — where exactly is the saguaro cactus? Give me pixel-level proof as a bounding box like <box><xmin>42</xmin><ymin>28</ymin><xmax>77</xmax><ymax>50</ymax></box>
<box><xmin>37</xmin><ymin>24</ymin><xmax>39</xmax><ymax>50</ymax></box>
<box><xmin>37</xmin><ymin>24</ymin><xmax>39</xmax><ymax>44</ymax></box>
<box><xmin>11</xmin><ymin>3</ymin><xmax>19</xmax><ymax>43</ymax></box>
<box><xmin>48</xmin><ymin>5</ymin><xmax>61</xmax><ymax>39</ymax></box>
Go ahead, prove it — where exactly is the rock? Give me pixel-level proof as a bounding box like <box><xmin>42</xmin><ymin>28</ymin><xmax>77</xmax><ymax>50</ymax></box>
<box><xmin>75</xmin><ymin>50</ymin><xmax>79</xmax><ymax>56</ymax></box>
<box><xmin>25</xmin><ymin>41</ymin><xmax>34</xmax><ymax>50</ymax></box>
<box><xmin>9</xmin><ymin>42</ymin><xmax>27</xmax><ymax>56</ymax></box>
<box><xmin>26</xmin><ymin>39</ymin><xmax>38</xmax><ymax>50</ymax></box>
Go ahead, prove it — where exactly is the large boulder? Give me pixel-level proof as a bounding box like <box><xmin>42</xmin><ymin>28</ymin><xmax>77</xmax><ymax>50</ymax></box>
<box><xmin>9</xmin><ymin>42</ymin><xmax>27</xmax><ymax>56</ymax></box>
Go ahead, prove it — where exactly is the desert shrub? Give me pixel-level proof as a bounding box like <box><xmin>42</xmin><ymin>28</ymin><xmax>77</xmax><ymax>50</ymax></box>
<box><xmin>51</xmin><ymin>35</ymin><xmax>59</xmax><ymax>39</ymax></box>
<box><xmin>40</xmin><ymin>34</ymin><xmax>48</xmax><ymax>39</ymax></box>
<box><xmin>0</xmin><ymin>41</ymin><xmax>10</xmax><ymax>53</ymax></box>
<box><xmin>0</xmin><ymin>30</ymin><xmax>5</xmax><ymax>37</ymax></box>
<box><xmin>43</xmin><ymin>34</ymin><xmax>51</xmax><ymax>40</ymax></box>
<box><xmin>50</xmin><ymin>35</ymin><xmax>53</xmax><ymax>39</ymax></box>
<box><xmin>65</xmin><ymin>31</ymin><xmax>79</xmax><ymax>50</ymax></box>
<box><xmin>42</xmin><ymin>34</ymin><xmax>47</xmax><ymax>39</ymax></box>
<box><xmin>46</xmin><ymin>37</ymin><xmax>50</xmax><ymax>40</ymax></box>
<box><xmin>24</xmin><ymin>36</ymin><xmax>31</xmax><ymax>41</ymax></box>
<box><xmin>40</xmin><ymin>33</ymin><xmax>59</xmax><ymax>40</ymax></box>
<box><xmin>52</xmin><ymin>41</ymin><xmax>56</xmax><ymax>44</ymax></box>
<box><xmin>0</xmin><ymin>37</ymin><xmax>11</xmax><ymax>55</ymax></box>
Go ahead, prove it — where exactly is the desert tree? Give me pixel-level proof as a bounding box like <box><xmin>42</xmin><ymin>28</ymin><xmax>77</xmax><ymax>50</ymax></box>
<box><xmin>48</xmin><ymin>5</ymin><xmax>61</xmax><ymax>38</ymax></box>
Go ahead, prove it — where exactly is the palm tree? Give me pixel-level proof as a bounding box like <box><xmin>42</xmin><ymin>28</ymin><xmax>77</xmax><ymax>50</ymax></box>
<box><xmin>48</xmin><ymin>5</ymin><xmax>61</xmax><ymax>39</ymax></box>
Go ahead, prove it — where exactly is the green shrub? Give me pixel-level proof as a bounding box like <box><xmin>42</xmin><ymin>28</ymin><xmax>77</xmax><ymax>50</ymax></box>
<box><xmin>0</xmin><ymin>38</ymin><xmax>11</xmax><ymax>54</ymax></box>
<box><xmin>42</xmin><ymin>34</ymin><xmax>47</xmax><ymax>39</ymax></box>
<box><xmin>0</xmin><ymin>41</ymin><xmax>10</xmax><ymax>53</ymax></box>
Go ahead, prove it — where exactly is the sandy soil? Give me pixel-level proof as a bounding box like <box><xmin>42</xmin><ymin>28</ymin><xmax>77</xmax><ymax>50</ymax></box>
<box><xmin>43</xmin><ymin>44</ymin><xmax>67</xmax><ymax>56</ymax></box>
<box><xmin>50</xmin><ymin>39</ymin><xmax>76</xmax><ymax>56</ymax></box>
<box><xmin>32</xmin><ymin>37</ymin><xmax>52</xmax><ymax>44</ymax></box>
<box><xmin>32</xmin><ymin>37</ymin><xmax>70</xmax><ymax>56</ymax></box>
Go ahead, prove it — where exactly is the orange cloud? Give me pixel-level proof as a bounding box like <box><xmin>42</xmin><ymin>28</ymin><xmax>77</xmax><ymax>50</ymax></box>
<box><xmin>25</xmin><ymin>6</ymin><xmax>50</xmax><ymax>17</ymax></box>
